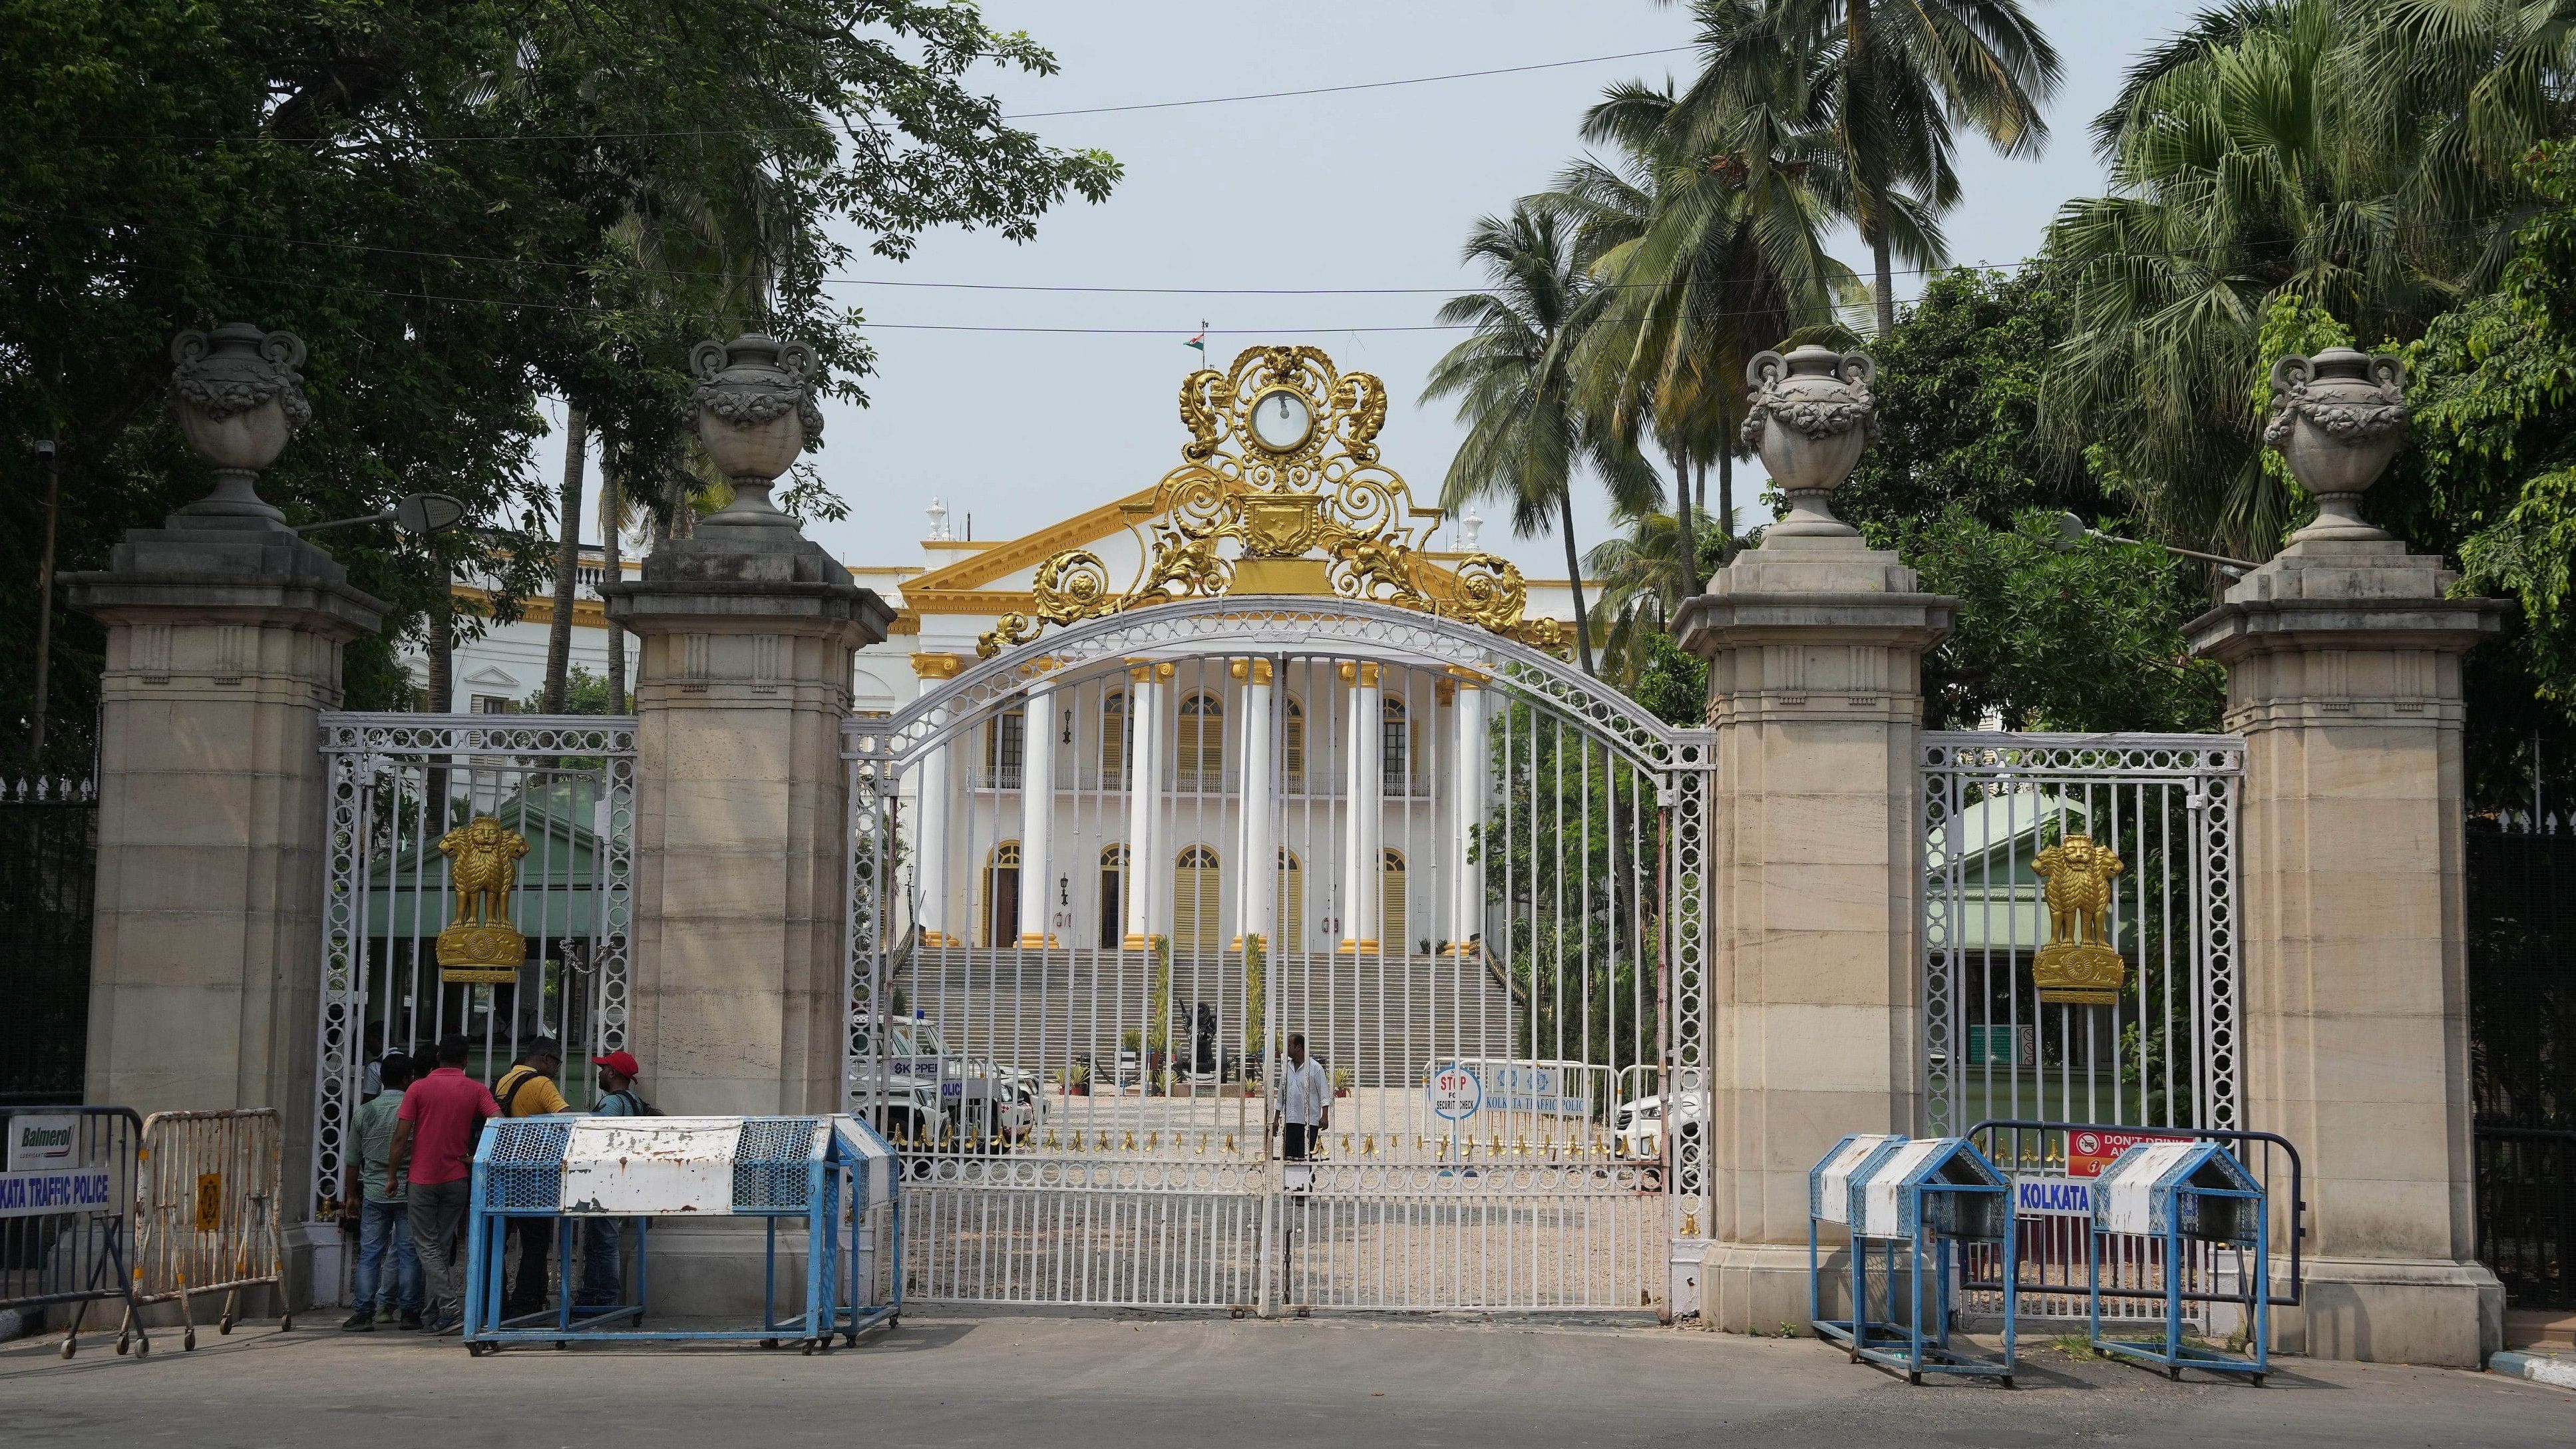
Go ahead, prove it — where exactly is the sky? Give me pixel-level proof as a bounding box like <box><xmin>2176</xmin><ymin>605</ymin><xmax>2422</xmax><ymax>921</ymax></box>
<box><xmin>538</xmin><ymin>1</ymin><xmax>2210</xmax><ymax>580</ymax></box>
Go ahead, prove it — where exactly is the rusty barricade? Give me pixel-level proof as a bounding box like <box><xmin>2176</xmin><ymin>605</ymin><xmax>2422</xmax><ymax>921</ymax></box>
<box><xmin>2</xmin><ymin>1107</ymin><xmax>148</xmax><ymax>1358</ymax></box>
<box><xmin>120</xmin><ymin>1108</ymin><xmax>291</xmax><ymax>1350</ymax></box>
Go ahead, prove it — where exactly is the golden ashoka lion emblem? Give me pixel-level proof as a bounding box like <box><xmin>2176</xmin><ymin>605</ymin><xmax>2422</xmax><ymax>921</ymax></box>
<box><xmin>2031</xmin><ymin>833</ymin><xmax>2126</xmax><ymax>1005</ymax></box>
<box><xmin>436</xmin><ymin>815</ymin><xmax>529</xmax><ymax>984</ymax></box>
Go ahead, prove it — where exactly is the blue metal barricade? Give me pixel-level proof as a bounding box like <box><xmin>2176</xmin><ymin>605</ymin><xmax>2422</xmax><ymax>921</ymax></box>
<box><xmin>2088</xmin><ymin>1139</ymin><xmax>2269</xmax><ymax>1382</ymax></box>
<box><xmin>1809</xmin><ymin>1134</ymin><xmax>2018</xmax><ymax>1386</ymax></box>
<box><xmin>461</xmin><ymin>1114</ymin><xmax>901</xmax><ymax>1354</ymax></box>
<box><xmin>1</xmin><ymin>1106</ymin><xmax>148</xmax><ymax>1358</ymax></box>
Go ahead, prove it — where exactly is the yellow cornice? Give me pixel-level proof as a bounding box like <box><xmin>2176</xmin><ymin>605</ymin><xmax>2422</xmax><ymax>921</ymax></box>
<box><xmin>906</xmin><ymin>588</ymin><xmax>1038</xmax><ymax>615</ymax></box>
<box><xmin>904</xmin><ymin>483</ymin><xmax>1163</xmax><ymax>593</ymax></box>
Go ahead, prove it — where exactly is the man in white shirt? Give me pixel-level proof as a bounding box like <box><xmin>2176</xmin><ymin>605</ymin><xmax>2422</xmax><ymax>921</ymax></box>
<box><xmin>1273</xmin><ymin>1032</ymin><xmax>1332</xmax><ymax>1161</ymax></box>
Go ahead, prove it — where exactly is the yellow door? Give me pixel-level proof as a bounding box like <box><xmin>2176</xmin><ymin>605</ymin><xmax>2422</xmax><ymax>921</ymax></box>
<box><xmin>1277</xmin><ymin>850</ymin><xmax>1304</xmax><ymax>954</ymax></box>
<box><xmin>1173</xmin><ymin>846</ymin><xmax>1222</xmax><ymax>954</ymax></box>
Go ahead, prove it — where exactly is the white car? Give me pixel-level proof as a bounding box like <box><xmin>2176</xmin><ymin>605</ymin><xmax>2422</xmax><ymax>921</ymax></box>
<box><xmin>1613</xmin><ymin>1092</ymin><xmax>1705</xmax><ymax>1160</ymax></box>
<box><xmin>851</xmin><ymin>1012</ymin><xmax>1041</xmax><ymax>1146</ymax></box>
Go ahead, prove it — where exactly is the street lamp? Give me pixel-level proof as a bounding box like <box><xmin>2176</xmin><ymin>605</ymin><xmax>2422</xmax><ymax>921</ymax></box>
<box><xmin>295</xmin><ymin>491</ymin><xmax>470</xmax><ymax>538</ymax></box>
<box><xmin>2051</xmin><ymin>511</ymin><xmax>2257</xmax><ymax>579</ymax></box>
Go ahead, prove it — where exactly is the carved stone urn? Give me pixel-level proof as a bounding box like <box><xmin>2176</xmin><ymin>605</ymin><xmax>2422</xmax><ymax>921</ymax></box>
<box><xmin>2263</xmin><ymin>346</ymin><xmax>2408</xmax><ymax>542</ymax></box>
<box><xmin>1740</xmin><ymin>345</ymin><xmax>1878</xmax><ymax>538</ymax></box>
<box><xmin>687</xmin><ymin>333</ymin><xmax>825</xmax><ymax>529</ymax></box>
<box><xmin>168</xmin><ymin>323</ymin><xmax>314</xmax><ymax>521</ymax></box>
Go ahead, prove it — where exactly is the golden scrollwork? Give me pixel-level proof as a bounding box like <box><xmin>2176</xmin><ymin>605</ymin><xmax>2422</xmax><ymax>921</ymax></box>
<box><xmin>978</xmin><ymin>345</ymin><xmax>1554</xmax><ymax>657</ymax></box>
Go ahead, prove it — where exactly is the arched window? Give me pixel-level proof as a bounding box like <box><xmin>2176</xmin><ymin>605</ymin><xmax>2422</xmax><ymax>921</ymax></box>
<box><xmin>1100</xmin><ymin>690</ymin><xmax>1128</xmax><ymax>789</ymax></box>
<box><xmin>1176</xmin><ymin>692</ymin><xmax>1224</xmax><ymax>791</ymax></box>
<box><xmin>1380</xmin><ymin>847</ymin><xmax>1407</xmax><ymax>954</ymax></box>
<box><xmin>1381</xmin><ymin>697</ymin><xmax>1411</xmax><ymax>793</ymax></box>
<box><xmin>1276</xmin><ymin>849</ymin><xmax>1304</xmax><ymax>955</ymax></box>
<box><xmin>984</xmin><ymin>708</ymin><xmax>1025</xmax><ymax>789</ymax></box>
<box><xmin>1097</xmin><ymin>843</ymin><xmax>1129</xmax><ymax>948</ymax></box>
<box><xmin>1173</xmin><ymin>845</ymin><xmax>1223</xmax><ymax>954</ymax></box>
<box><xmin>1282</xmin><ymin>696</ymin><xmax>1305</xmax><ymax>789</ymax></box>
<box><xmin>982</xmin><ymin>841</ymin><xmax>1022</xmax><ymax>947</ymax></box>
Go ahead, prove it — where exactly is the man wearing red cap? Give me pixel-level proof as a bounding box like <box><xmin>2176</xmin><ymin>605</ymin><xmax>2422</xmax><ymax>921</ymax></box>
<box><xmin>577</xmin><ymin>1050</ymin><xmax>649</xmax><ymax>1307</ymax></box>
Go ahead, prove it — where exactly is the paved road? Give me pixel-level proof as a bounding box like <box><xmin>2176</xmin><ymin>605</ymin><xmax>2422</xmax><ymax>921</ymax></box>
<box><xmin>5</xmin><ymin>1313</ymin><xmax>2568</xmax><ymax>1448</ymax></box>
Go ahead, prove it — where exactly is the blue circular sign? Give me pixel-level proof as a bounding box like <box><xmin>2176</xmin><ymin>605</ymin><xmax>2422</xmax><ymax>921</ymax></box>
<box><xmin>1427</xmin><ymin>1063</ymin><xmax>1481</xmax><ymax>1120</ymax></box>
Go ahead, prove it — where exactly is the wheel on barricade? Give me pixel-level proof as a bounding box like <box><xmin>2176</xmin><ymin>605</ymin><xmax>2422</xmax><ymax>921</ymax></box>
<box><xmin>59</xmin><ymin>1339</ymin><xmax>75</xmax><ymax>1360</ymax></box>
<box><xmin>466</xmin><ymin>1341</ymin><xmax>494</xmax><ymax>1357</ymax></box>
<box><xmin>761</xmin><ymin>1337</ymin><xmax>780</xmax><ymax>1349</ymax></box>
<box><xmin>113</xmin><ymin>1334</ymin><xmax>127</xmax><ymax>1356</ymax></box>
<box><xmin>220</xmin><ymin>1314</ymin><xmax>234</xmax><ymax>1335</ymax></box>
<box><xmin>182</xmin><ymin>1327</ymin><xmax>196</xmax><ymax>1351</ymax></box>
<box><xmin>279</xmin><ymin>1312</ymin><xmax>293</xmax><ymax>1333</ymax></box>
<box><xmin>800</xmin><ymin>1339</ymin><xmax>817</xmax><ymax>1356</ymax></box>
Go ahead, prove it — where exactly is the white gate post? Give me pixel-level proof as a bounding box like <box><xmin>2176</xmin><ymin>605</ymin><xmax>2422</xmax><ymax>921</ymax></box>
<box><xmin>909</xmin><ymin>654</ymin><xmax>964</xmax><ymax>944</ymax></box>
<box><xmin>1123</xmin><ymin>660</ymin><xmax>1168</xmax><ymax>946</ymax></box>
<box><xmin>65</xmin><ymin>325</ymin><xmax>387</xmax><ymax>1311</ymax></box>
<box><xmin>1674</xmin><ymin>347</ymin><xmax>1954</xmax><ymax>1332</ymax></box>
<box><xmin>1450</xmin><ymin>670</ymin><xmax>1486</xmax><ymax>953</ymax></box>
<box><xmin>1017</xmin><ymin>675</ymin><xmax>1058</xmax><ymax>945</ymax></box>
<box><xmin>2186</xmin><ymin>349</ymin><xmax>2509</xmax><ymax>1366</ymax></box>
<box><xmin>1236</xmin><ymin>658</ymin><xmax>1274</xmax><ymax>948</ymax></box>
<box><xmin>1340</xmin><ymin>662</ymin><xmax>1383</xmax><ymax>952</ymax></box>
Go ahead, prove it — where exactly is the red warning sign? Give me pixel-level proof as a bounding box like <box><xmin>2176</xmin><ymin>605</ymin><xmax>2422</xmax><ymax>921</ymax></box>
<box><xmin>2067</xmin><ymin>1129</ymin><xmax>2185</xmax><ymax>1178</ymax></box>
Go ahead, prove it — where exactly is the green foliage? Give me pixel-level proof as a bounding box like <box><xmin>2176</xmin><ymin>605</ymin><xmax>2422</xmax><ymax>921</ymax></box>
<box><xmin>1875</xmin><ymin>509</ymin><xmax>2226</xmax><ymax>733</ymax></box>
<box><xmin>1628</xmin><ymin>630</ymin><xmax>1708</xmax><ymax>729</ymax></box>
<box><xmin>0</xmin><ymin>0</ymin><xmax>1115</xmax><ymax>771</ymax></box>
<box><xmin>1834</xmin><ymin>267</ymin><xmax>2119</xmax><ymax>536</ymax></box>
<box><xmin>521</xmin><ymin>664</ymin><xmax>620</xmax><ymax>716</ymax></box>
<box><xmin>2386</xmin><ymin>141</ymin><xmax>2576</xmax><ymax>804</ymax></box>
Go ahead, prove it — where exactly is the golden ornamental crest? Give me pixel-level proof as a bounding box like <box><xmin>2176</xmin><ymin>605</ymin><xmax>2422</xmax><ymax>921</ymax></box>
<box><xmin>2032</xmin><ymin>833</ymin><xmax>2126</xmax><ymax>1005</ymax></box>
<box><xmin>978</xmin><ymin>345</ymin><xmax>1558</xmax><ymax>657</ymax></box>
<box><xmin>437</xmin><ymin>814</ymin><xmax>530</xmax><ymax>984</ymax></box>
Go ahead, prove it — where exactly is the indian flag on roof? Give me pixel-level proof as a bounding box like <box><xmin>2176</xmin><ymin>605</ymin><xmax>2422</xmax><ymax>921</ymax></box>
<box><xmin>1185</xmin><ymin>321</ymin><xmax>1208</xmax><ymax>357</ymax></box>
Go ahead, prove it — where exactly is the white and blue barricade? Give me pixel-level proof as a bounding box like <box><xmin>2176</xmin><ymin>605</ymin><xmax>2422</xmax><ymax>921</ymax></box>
<box><xmin>2087</xmin><ymin>1138</ymin><xmax>2267</xmax><ymax>1381</ymax></box>
<box><xmin>1808</xmin><ymin>1134</ymin><xmax>2018</xmax><ymax>1385</ymax></box>
<box><xmin>462</xmin><ymin>1114</ymin><xmax>901</xmax><ymax>1353</ymax></box>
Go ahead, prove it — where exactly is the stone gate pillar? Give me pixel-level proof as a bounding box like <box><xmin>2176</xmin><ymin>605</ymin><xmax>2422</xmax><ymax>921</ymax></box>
<box><xmin>1674</xmin><ymin>347</ymin><xmax>1953</xmax><ymax>1332</ymax></box>
<box><xmin>2186</xmin><ymin>348</ymin><xmax>2508</xmax><ymax>1366</ymax></box>
<box><xmin>64</xmin><ymin>325</ymin><xmax>387</xmax><ymax>1301</ymax></box>
<box><xmin>604</xmin><ymin>335</ymin><xmax>889</xmax><ymax>1127</ymax></box>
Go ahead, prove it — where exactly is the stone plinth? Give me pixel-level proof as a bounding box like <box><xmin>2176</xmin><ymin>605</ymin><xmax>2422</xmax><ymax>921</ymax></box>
<box><xmin>2187</xmin><ymin>532</ymin><xmax>2508</xmax><ymax>1366</ymax></box>
<box><xmin>65</xmin><ymin>511</ymin><xmax>388</xmax><ymax>1306</ymax></box>
<box><xmin>1674</xmin><ymin>530</ymin><xmax>1954</xmax><ymax>1333</ymax></box>
<box><xmin>604</xmin><ymin>526</ymin><xmax>891</xmax><ymax>1124</ymax></box>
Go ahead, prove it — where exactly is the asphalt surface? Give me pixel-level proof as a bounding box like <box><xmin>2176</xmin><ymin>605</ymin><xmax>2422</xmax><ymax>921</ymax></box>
<box><xmin>5</xmin><ymin>1311</ymin><xmax>2568</xmax><ymax>1448</ymax></box>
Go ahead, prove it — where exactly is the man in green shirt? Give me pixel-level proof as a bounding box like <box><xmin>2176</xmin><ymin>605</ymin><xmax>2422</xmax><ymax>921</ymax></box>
<box><xmin>341</xmin><ymin>1053</ymin><xmax>424</xmax><ymax>1330</ymax></box>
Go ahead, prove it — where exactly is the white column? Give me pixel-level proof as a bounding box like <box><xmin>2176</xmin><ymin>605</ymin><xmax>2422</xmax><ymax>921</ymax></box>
<box><xmin>1340</xmin><ymin>662</ymin><xmax>1383</xmax><ymax>952</ymax></box>
<box><xmin>1123</xmin><ymin>660</ymin><xmax>1168</xmax><ymax>948</ymax></box>
<box><xmin>1450</xmin><ymin>672</ymin><xmax>1485</xmax><ymax>954</ymax></box>
<box><xmin>910</xmin><ymin>655</ymin><xmax>961</xmax><ymax>945</ymax></box>
<box><xmin>1015</xmin><ymin>676</ymin><xmax>1057</xmax><ymax>946</ymax></box>
<box><xmin>1236</xmin><ymin>658</ymin><xmax>1274</xmax><ymax>948</ymax></box>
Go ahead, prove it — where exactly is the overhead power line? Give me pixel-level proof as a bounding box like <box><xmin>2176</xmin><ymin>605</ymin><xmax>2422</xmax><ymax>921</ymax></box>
<box><xmin>998</xmin><ymin>47</ymin><xmax>1698</xmax><ymax>120</ymax></box>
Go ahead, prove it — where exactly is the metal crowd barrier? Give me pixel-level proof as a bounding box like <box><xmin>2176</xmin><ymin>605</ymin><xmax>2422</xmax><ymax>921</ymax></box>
<box><xmin>120</xmin><ymin>1108</ymin><xmax>291</xmax><ymax>1351</ymax></box>
<box><xmin>1964</xmin><ymin>1119</ymin><xmax>2304</xmax><ymax>1329</ymax></box>
<box><xmin>1</xmin><ymin>1106</ymin><xmax>148</xmax><ymax>1358</ymax></box>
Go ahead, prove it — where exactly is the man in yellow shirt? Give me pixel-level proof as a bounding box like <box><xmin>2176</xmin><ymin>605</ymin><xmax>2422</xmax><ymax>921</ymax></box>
<box><xmin>492</xmin><ymin>1037</ymin><xmax>569</xmax><ymax>1318</ymax></box>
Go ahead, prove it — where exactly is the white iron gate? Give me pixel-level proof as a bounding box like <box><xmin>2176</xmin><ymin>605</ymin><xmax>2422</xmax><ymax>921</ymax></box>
<box><xmin>845</xmin><ymin>600</ymin><xmax>1709</xmax><ymax>1312</ymax></box>
<box><xmin>313</xmin><ymin>714</ymin><xmax>635</xmax><ymax>1219</ymax></box>
<box><xmin>1920</xmin><ymin>730</ymin><xmax>2244</xmax><ymax>1318</ymax></box>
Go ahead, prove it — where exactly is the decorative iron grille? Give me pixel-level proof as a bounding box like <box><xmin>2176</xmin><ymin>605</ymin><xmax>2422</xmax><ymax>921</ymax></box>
<box><xmin>312</xmin><ymin>714</ymin><xmax>634</xmax><ymax>1218</ymax></box>
<box><xmin>0</xmin><ymin>776</ymin><xmax>98</xmax><ymax>1106</ymax></box>
<box><xmin>2469</xmin><ymin>811</ymin><xmax>2576</xmax><ymax>1308</ymax></box>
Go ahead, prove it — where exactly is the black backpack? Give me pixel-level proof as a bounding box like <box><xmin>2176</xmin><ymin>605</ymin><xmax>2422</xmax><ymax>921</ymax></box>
<box><xmin>603</xmin><ymin>1087</ymin><xmax>661</xmax><ymax>1117</ymax></box>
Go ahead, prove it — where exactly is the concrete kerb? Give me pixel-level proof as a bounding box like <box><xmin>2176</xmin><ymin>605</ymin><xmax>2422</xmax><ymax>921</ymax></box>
<box><xmin>2490</xmin><ymin>1349</ymin><xmax>2576</xmax><ymax>1390</ymax></box>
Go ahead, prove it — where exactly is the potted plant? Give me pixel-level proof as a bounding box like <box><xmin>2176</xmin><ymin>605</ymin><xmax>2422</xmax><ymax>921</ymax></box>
<box><xmin>1332</xmin><ymin>1066</ymin><xmax>1353</xmax><ymax>1099</ymax></box>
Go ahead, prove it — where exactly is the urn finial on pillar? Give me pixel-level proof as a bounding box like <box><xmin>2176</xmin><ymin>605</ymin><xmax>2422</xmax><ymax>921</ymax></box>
<box><xmin>167</xmin><ymin>323</ymin><xmax>314</xmax><ymax>524</ymax></box>
<box><xmin>2263</xmin><ymin>345</ymin><xmax>2408</xmax><ymax>544</ymax></box>
<box><xmin>1741</xmin><ymin>345</ymin><xmax>1878</xmax><ymax>539</ymax></box>
<box><xmin>687</xmin><ymin>333</ymin><xmax>825</xmax><ymax>532</ymax></box>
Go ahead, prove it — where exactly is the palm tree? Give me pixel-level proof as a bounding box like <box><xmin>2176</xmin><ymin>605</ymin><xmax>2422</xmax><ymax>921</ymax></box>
<box><xmin>1423</xmin><ymin>204</ymin><xmax>1662</xmax><ymax>676</ymax></box>
<box><xmin>1692</xmin><ymin>0</ymin><xmax>2062</xmax><ymax>336</ymax></box>
<box><xmin>1555</xmin><ymin>66</ymin><xmax>1857</xmax><ymax>595</ymax></box>
<box><xmin>2042</xmin><ymin>0</ymin><xmax>2568</xmax><ymax>558</ymax></box>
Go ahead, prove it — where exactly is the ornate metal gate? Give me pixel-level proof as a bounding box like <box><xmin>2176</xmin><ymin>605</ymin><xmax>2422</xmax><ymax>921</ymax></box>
<box><xmin>844</xmin><ymin>603</ymin><xmax>1707</xmax><ymax>1313</ymax></box>
<box><xmin>1921</xmin><ymin>730</ymin><xmax>2245</xmax><ymax>1318</ymax></box>
<box><xmin>313</xmin><ymin>714</ymin><xmax>635</xmax><ymax>1218</ymax></box>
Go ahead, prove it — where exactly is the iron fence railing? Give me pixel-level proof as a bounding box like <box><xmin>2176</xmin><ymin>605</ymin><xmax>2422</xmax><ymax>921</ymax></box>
<box><xmin>2467</xmin><ymin>812</ymin><xmax>2575</xmax><ymax>1308</ymax></box>
<box><xmin>0</xmin><ymin>777</ymin><xmax>97</xmax><ymax>1108</ymax></box>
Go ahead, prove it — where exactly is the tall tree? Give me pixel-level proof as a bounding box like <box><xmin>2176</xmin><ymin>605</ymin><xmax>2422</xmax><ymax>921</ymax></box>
<box><xmin>1695</xmin><ymin>0</ymin><xmax>2061</xmax><ymax>335</ymax></box>
<box><xmin>1423</xmin><ymin>204</ymin><xmax>1661</xmax><ymax>676</ymax></box>
<box><xmin>542</xmin><ymin>409</ymin><xmax>588</xmax><ymax>714</ymax></box>
<box><xmin>2042</xmin><ymin>0</ymin><xmax>2568</xmax><ymax>559</ymax></box>
<box><xmin>1555</xmin><ymin>65</ymin><xmax>1854</xmax><ymax>597</ymax></box>
<box><xmin>0</xmin><ymin>0</ymin><xmax>1118</xmax><ymax>765</ymax></box>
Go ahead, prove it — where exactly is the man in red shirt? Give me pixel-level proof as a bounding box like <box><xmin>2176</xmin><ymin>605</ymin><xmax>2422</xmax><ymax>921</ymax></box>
<box><xmin>387</xmin><ymin>1033</ymin><xmax>499</xmax><ymax>1333</ymax></box>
